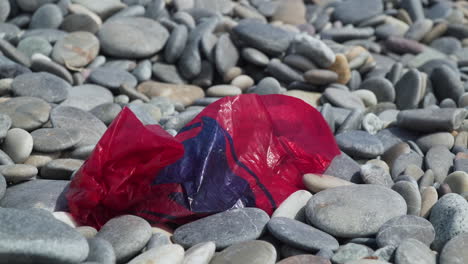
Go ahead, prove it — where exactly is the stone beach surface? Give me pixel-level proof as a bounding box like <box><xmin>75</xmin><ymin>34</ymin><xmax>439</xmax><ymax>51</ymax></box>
<box><xmin>1</xmin><ymin>0</ymin><xmax>468</xmax><ymax>263</ymax></box>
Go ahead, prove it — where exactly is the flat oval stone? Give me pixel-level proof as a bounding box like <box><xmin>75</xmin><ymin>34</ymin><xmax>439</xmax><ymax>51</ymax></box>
<box><xmin>206</xmin><ymin>85</ymin><xmax>241</xmax><ymax>97</ymax></box>
<box><xmin>391</xmin><ymin>181</ymin><xmax>421</xmax><ymax>216</ymax></box>
<box><xmin>164</xmin><ymin>24</ymin><xmax>188</xmax><ymax>64</ymax></box>
<box><xmin>333</xmin><ymin>0</ymin><xmax>383</xmax><ymax>24</ymax></box>
<box><xmin>272</xmin><ymin>190</ymin><xmax>312</xmax><ymax>220</ymax></box>
<box><xmin>86</xmin><ymin>238</ymin><xmax>116</xmax><ymax>264</ymax></box>
<box><xmin>88</xmin><ymin>67</ymin><xmax>137</xmax><ymax>91</ymax></box>
<box><xmin>60</xmin><ymin>13</ymin><xmax>100</xmax><ymax>34</ymax></box>
<box><xmin>395</xmin><ymin>69</ymin><xmax>422</xmax><ymax>110</ymax></box>
<box><xmin>304</xmin><ymin>69</ymin><xmax>338</xmax><ymax>85</ymax></box>
<box><xmin>40</xmin><ymin>158</ymin><xmax>84</xmax><ymax>180</ymax></box>
<box><xmin>2</xmin><ymin>128</ymin><xmax>33</xmax><ymax>163</ymax></box>
<box><xmin>241</xmin><ymin>47</ymin><xmax>269</xmax><ymax>67</ymax></box>
<box><xmin>377</xmin><ymin>215</ymin><xmax>435</xmax><ymax>248</ymax></box>
<box><xmin>0</xmin><ymin>208</ymin><xmax>89</xmax><ymax>263</ymax></box>
<box><xmin>232</xmin><ymin>20</ymin><xmax>293</xmax><ymax>56</ymax></box>
<box><xmin>98</xmin><ymin>17</ymin><xmax>169</xmax><ymax>58</ymax></box>
<box><xmin>445</xmin><ymin>171</ymin><xmax>468</xmax><ymax>194</ymax></box>
<box><xmin>439</xmin><ymin>233</ymin><xmax>468</xmax><ymax>264</ymax></box>
<box><xmin>0</xmin><ymin>173</ymin><xmax>5</xmax><ymax>200</ymax></box>
<box><xmin>267</xmin><ymin>217</ymin><xmax>339</xmax><ymax>252</ymax></box>
<box><xmin>359</xmin><ymin>77</ymin><xmax>395</xmax><ymax>103</ymax></box>
<box><xmin>127</xmin><ymin>244</ymin><xmax>184</xmax><ymax>264</ymax></box>
<box><xmin>215</xmin><ymin>33</ymin><xmax>239</xmax><ymax>75</ymax></box>
<box><xmin>431</xmin><ymin>65</ymin><xmax>464</xmax><ymax>102</ymax></box>
<box><xmin>137</xmin><ymin>81</ymin><xmax>204</xmax><ymax>106</ymax></box>
<box><xmin>291</xmin><ymin>34</ymin><xmax>335</xmax><ymax>68</ymax></box>
<box><xmin>306</xmin><ymin>185</ymin><xmax>407</xmax><ymax>238</ymax></box>
<box><xmin>60</xmin><ymin>84</ymin><xmax>114</xmax><ymax>111</ymax></box>
<box><xmin>96</xmin><ymin>215</ymin><xmax>152</xmax><ymax>263</ymax></box>
<box><xmin>52</xmin><ymin>31</ymin><xmax>100</xmax><ymax>68</ymax></box>
<box><xmin>31</xmin><ymin>128</ymin><xmax>81</xmax><ymax>152</ymax></box>
<box><xmin>0</xmin><ymin>164</ymin><xmax>38</xmax><ymax>183</ymax></box>
<box><xmin>0</xmin><ymin>179</ymin><xmax>68</xmax><ymax>211</ymax></box>
<box><xmin>152</xmin><ymin>62</ymin><xmax>185</xmax><ymax>84</ymax></box>
<box><xmin>17</xmin><ymin>37</ymin><xmax>53</xmax><ymax>58</ymax></box>
<box><xmin>331</xmin><ymin>243</ymin><xmax>374</xmax><ymax>264</ymax></box>
<box><xmin>336</xmin><ymin>130</ymin><xmax>384</xmax><ymax>159</ymax></box>
<box><xmin>323</xmin><ymin>88</ymin><xmax>365</xmax><ymax>110</ymax></box>
<box><xmin>181</xmin><ymin>242</ymin><xmax>215</xmax><ymax>264</ymax></box>
<box><xmin>30</xmin><ymin>4</ymin><xmax>63</xmax><ymax>29</ymax></box>
<box><xmin>50</xmin><ymin>106</ymin><xmax>107</xmax><ymax>148</ymax></box>
<box><xmin>394</xmin><ymin>239</ymin><xmax>436</xmax><ymax>264</ymax></box>
<box><xmin>425</xmin><ymin>145</ymin><xmax>454</xmax><ymax>183</ymax></box>
<box><xmin>397</xmin><ymin>108</ymin><xmax>467</xmax><ymax>133</ymax></box>
<box><xmin>210</xmin><ymin>240</ymin><xmax>276</xmax><ymax>264</ymax></box>
<box><xmin>416</xmin><ymin>132</ymin><xmax>454</xmax><ymax>153</ymax></box>
<box><xmin>11</xmin><ymin>72</ymin><xmax>70</xmax><ymax>103</ymax></box>
<box><xmin>303</xmin><ymin>173</ymin><xmax>354</xmax><ymax>193</ymax></box>
<box><xmin>173</xmin><ymin>208</ymin><xmax>269</xmax><ymax>250</ymax></box>
<box><xmin>391</xmin><ymin>151</ymin><xmax>423</xmax><ymax>180</ymax></box>
<box><xmin>430</xmin><ymin>193</ymin><xmax>468</xmax><ymax>251</ymax></box>
<box><xmin>277</xmin><ymin>255</ymin><xmax>331</xmax><ymax>264</ymax></box>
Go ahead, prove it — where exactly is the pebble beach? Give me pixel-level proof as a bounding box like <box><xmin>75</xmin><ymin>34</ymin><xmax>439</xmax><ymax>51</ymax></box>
<box><xmin>1</xmin><ymin>0</ymin><xmax>468</xmax><ymax>263</ymax></box>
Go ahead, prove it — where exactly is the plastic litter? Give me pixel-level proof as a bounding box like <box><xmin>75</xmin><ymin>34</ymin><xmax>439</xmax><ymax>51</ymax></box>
<box><xmin>67</xmin><ymin>94</ymin><xmax>340</xmax><ymax>228</ymax></box>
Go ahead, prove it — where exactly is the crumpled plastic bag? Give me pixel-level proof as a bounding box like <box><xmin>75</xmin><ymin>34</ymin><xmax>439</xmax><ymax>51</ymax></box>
<box><xmin>67</xmin><ymin>94</ymin><xmax>340</xmax><ymax>228</ymax></box>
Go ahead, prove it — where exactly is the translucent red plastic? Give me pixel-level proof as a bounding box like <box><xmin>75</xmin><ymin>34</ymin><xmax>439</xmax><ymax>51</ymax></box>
<box><xmin>67</xmin><ymin>94</ymin><xmax>340</xmax><ymax>228</ymax></box>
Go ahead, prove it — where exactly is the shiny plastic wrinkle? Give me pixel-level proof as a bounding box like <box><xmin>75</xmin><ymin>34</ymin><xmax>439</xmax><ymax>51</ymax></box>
<box><xmin>67</xmin><ymin>94</ymin><xmax>340</xmax><ymax>228</ymax></box>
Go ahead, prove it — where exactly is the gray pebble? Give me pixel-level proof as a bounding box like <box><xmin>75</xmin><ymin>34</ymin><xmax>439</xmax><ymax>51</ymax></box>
<box><xmin>331</xmin><ymin>243</ymin><xmax>374</xmax><ymax>264</ymax></box>
<box><xmin>40</xmin><ymin>158</ymin><xmax>83</xmax><ymax>180</ymax></box>
<box><xmin>86</xmin><ymin>238</ymin><xmax>116</xmax><ymax>264</ymax></box>
<box><xmin>336</xmin><ymin>130</ymin><xmax>384</xmax><ymax>159</ymax></box>
<box><xmin>11</xmin><ymin>72</ymin><xmax>70</xmax><ymax>103</ymax></box>
<box><xmin>394</xmin><ymin>239</ymin><xmax>435</xmax><ymax>264</ymax></box>
<box><xmin>30</xmin><ymin>4</ymin><xmax>63</xmax><ymax>29</ymax></box>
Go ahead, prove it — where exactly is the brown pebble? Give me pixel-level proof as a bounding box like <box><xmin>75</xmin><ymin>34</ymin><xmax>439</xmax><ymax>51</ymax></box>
<box><xmin>272</xmin><ymin>0</ymin><xmax>306</xmax><ymax>25</ymax></box>
<box><xmin>327</xmin><ymin>54</ymin><xmax>351</xmax><ymax>84</ymax></box>
<box><xmin>385</xmin><ymin>36</ymin><xmax>425</xmax><ymax>54</ymax></box>
<box><xmin>438</xmin><ymin>183</ymin><xmax>452</xmax><ymax>197</ymax></box>
<box><xmin>420</xmin><ymin>186</ymin><xmax>438</xmax><ymax>218</ymax></box>
<box><xmin>304</xmin><ymin>69</ymin><xmax>338</xmax><ymax>85</ymax></box>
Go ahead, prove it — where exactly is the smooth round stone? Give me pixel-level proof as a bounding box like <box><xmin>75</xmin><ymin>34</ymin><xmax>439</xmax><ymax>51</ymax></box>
<box><xmin>0</xmin><ymin>179</ymin><xmax>68</xmax><ymax>211</ymax></box>
<box><xmin>420</xmin><ymin>186</ymin><xmax>437</xmax><ymax>218</ymax></box>
<box><xmin>60</xmin><ymin>13</ymin><xmax>100</xmax><ymax>33</ymax></box>
<box><xmin>98</xmin><ymin>17</ymin><xmax>169</xmax><ymax>58</ymax></box>
<box><xmin>405</xmin><ymin>19</ymin><xmax>433</xmax><ymax>41</ymax></box>
<box><xmin>331</xmin><ymin>243</ymin><xmax>374</xmax><ymax>264</ymax></box>
<box><xmin>173</xmin><ymin>208</ymin><xmax>269</xmax><ymax>250</ymax></box>
<box><xmin>430</xmin><ymin>193</ymin><xmax>468</xmax><ymax>251</ymax></box>
<box><xmin>268</xmin><ymin>217</ymin><xmax>339</xmax><ymax>252</ymax></box>
<box><xmin>391</xmin><ymin>181</ymin><xmax>421</xmax><ymax>216</ymax></box>
<box><xmin>445</xmin><ymin>171</ymin><xmax>468</xmax><ymax>194</ymax></box>
<box><xmin>76</xmin><ymin>226</ymin><xmax>97</xmax><ymax>239</ymax></box>
<box><xmin>431</xmin><ymin>37</ymin><xmax>462</xmax><ymax>55</ymax></box>
<box><xmin>90</xmin><ymin>103</ymin><xmax>122</xmax><ymax>125</ymax></box>
<box><xmin>152</xmin><ymin>62</ymin><xmax>185</xmax><ymax>84</ymax></box>
<box><xmin>96</xmin><ymin>215</ymin><xmax>152</xmax><ymax>263</ymax></box>
<box><xmin>11</xmin><ymin>72</ymin><xmax>70</xmax><ymax>103</ymax></box>
<box><xmin>233</xmin><ymin>20</ymin><xmax>292</xmax><ymax>55</ymax></box>
<box><xmin>2</xmin><ymin>128</ymin><xmax>33</xmax><ymax>163</ymax></box>
<box><xmin>377</xmin><ymin>215</ymin><xmax>435</xmax><ymax>248</ymax></box>
<box><xmin>323</xmin><ymin>152</ymin><xmax>362</xmax><ymax>183</ymax></box>
<box><xmin>86</xmin><ymin>238</ymin><xmax>116</xmax><ymax>264</ymax></box>
<box><xmin>30</xmin><ymin>4</ymin><xmax>63</xmax><ymax>29</ymax></box>
<box><xmin>277</xmin><ymin>255</ymin><xmax>331</xmax><ymax>264</ymax></box>
<box><xmin>266</xmin><ymin>59</ymin><xmax>304</xmax><ymax>84</ymax></box>
<box><xmin>30</xmin><ymin>56</ymin><xmax>74</xmax><ymax>84</ymax></box>
<box><xmin>241</xmin><ymin>48</ymin><xmax>269</xmax><ymax>67</ymax></box>
<box><xmin>206</xmin><ymin>85</ymin><xmax>241</xmax><ymax>97</ymax></box>
<box><xmin>40</xmin><ymin>158</ymin><xmax>83</xmax><ymax>180</ymax></box>
<box><xmin>0</xmin><ymin>208</ymin><xmax>89</xmax><ymax>264</ymax></box>
<box><xmin>215</xmin><ymin>33</ymin><xmax>239</xmax><ymax>76</ymax></box>
<box><xmin>431</xmin><ymin>65</ymin><xmax>464</xmax><ymax>102</ymax></box>
<box><xmin>359</xmin><ymin>77</ymin><xmax>395</xmax><ymax>103</ymax></box>
<box><xmin>50</xmin><ymin>106</ymin><xmax>107</xmax><ymax>148</ymax></box>
<box><xmin>0</xmin><ymin>113</ymin><xmax>11</xmax><ymax>139</ymax></box>
<box><xmin>88</xmin><ymin>67</ymin><xmax>137</xmax><ymax>91</ymax></box>
<box><xmin>210</xmin><ymin>240</ymin><xmax>276</xmax><ymax>264</ymax></box>
<box><xmin>323</xmin><ymin>88</ymin><xmax>365</xmax><ymax>110</ymax></box>
<box><xmin>145</xmin><ymin>233</ymin><xmax>171</xmax><ymax>251</ymax></box>
<box><xmin>231</xmin><ymin>75</ymin><xmax>254</xmax><ymax>91</ymax></box>
<box><xmin>127</xmin><ymin>244</ymin><xmax>184</xmax><ymax>264</ymax></box>
<box><xmin>31</xmin><ymin>128</ymin><xmax>80</xmax><ymax>153</ymax></box>
<box><xmin>182</xmin><ymin>242</ymin><xmax>215</xmax><ymax>264</ymax></box>
<box><xmin>391</xmin><ymin>151</ymin><xmax>423</xmax><ymax>180</ymax></box>
<box><xmin>127</xmin><ymin>103</ymin><xmax>161</xmax><ymax>125</ymax></box>
<box><xmin>333</xmin><ymin>0</ymin><xmax>383</xmax><ymax>24</ymax></box>
<box><xmin>60</xmin><ymin>84</ymin><xmax>113</xmax><ymax>111</ymax></box>
<box><xmin>52</xmin><ymin>31</ymin><xmax>99</xmax><ymax>68</ymax></box>
<box><xmin>304</xmin><ymin>69</ymin><xmax>338</xmax><ymax>85</ymax></box>
<box><xmin>17</xmin><ymin>37</ymin><xmax>53</xmax><ymax>58</ymax></box>
<box><xmin>0</xmin><ymin>0</ymin><xmax>10</xmax><ymax>22</ymax></box>
<box><xmin>0</xmin><ymin>97</ymin><xmax>51</xmax><ymax>130</ymax></box>
<box><xmin>394</xmin><ymin>239</ymin><xmax>436</xmax><ymax>264</ymax></box>
<box><xmin>132</xmin><ymin>60</ymin><xmax>152</xmax><ymax>82</ymax></box>
<box><xmin>0</xmin><ymin>164</ymin><xmax>38</xmax><ymax>183</ymax></box>
<box><xmin>328</xmin><ymin>54</ymin><xmax>351</xmax><ymax>84</ymax></box>
<box><xmin>253</xmin><ymin>77</ymin><xmax>281</xmax><ymax>95</ymax></box>
<box><xmin>425</xmin><ymin>145</ymin><xmax>454</xmax><ymax>183</ymax></box>
<box><xmin>303</xmin><ymin>173</ymin><xmax>354</xmax><ymax>193</ymax></box>
<box><xmin>164</xmin><ymin>24</ymin><xmax>188</xmax><ymax>64</ymax></box>
<box><xmin>73</xmin><ymin>0</ymin><xmax>126</xmax><ymax>18</ymax></box>
<box><xmin>306</xmin><ymin>185</ymin><xmax>407</xmax><ymax>238</ymax></box>
<box><xmin>336</xmin><ymin>130</ymin><xmax>384</xmax><ymax>159</ymax></box>
<box><xmin>53</xmin><ymin>212</ymin><xmax>78</xmax><ymax>228</ymax></box>
<box><xmin>360</xmin><ymin>164</ymin><xmax>393</xmax><ymax>187</ymax></box>
<box><xmin>395</xmin><ymin>69</ymin><xmax>422</xmax><ymax>110</ymax></box>
<box><xmin>352</xmin><ymin>90</ymin><xmax>377</xmax><ymax>107</ymax></box>
<box><xmin>138</xmin><ymin>82</ymin><xmax>204</xmax><ymax>107</ymax></box>
<box><xmin>439</xmin><ymin>233</ymin><xmax>468</xmax><ymax>264</ymax></box>
<box><xmin>292</xmin><ymin>34</ymin><xmax>335</xmax><ymax>68</ymax></box>
<box><xmin>272</xmin><ymin>190</ymin><xmax>312</xmax><ymax>221</ymax></box>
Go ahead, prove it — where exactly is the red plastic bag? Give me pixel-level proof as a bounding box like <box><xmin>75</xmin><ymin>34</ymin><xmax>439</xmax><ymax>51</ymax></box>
<box><xmin>67</xmin><ymin>94</ymin><xmax>340</xmax><ymax>228</ymax></box>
